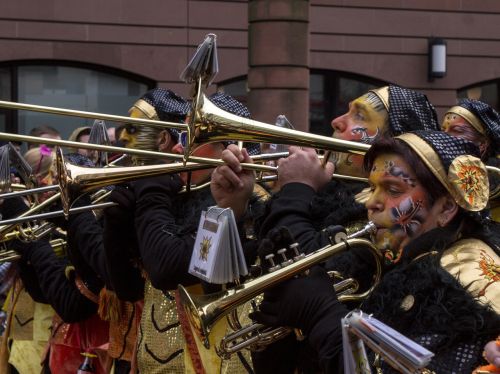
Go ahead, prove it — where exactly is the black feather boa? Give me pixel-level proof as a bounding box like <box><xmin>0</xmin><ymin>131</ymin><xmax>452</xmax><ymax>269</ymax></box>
<box><xmin>309</xmin><ymin>180</ymin><xmax>367</xmax><ymax>229</ymax></box>
<box><xmin>361</xmin><ymin>225</ymin><xmax>500</xmax><ymax>352</ymax></box>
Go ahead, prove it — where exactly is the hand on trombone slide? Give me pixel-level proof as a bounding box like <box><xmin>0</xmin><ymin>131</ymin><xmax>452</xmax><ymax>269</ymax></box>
<box><xmin>276</xmin><ymin>146</ymin><xmax>334</xmax><ymax>192</ymax></box>
<box><xmin>211</xmin><ymin>144</ymin><xmax>256</xmax><ymax>220</ymax></box>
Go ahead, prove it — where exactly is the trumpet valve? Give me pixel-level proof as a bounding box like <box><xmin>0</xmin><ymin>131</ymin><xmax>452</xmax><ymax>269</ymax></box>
<box><xmin>277</xmin><ymin>248</ymin><xmax>293</xmax><ymax>267</ymax></box>
<box><xmin>289</xmin><ymin>242</ymin><xmax>304</xmax><ymax>261</ymax></box>
<box><xmin>265</xmin><ymin>253</ymin><xmax>281</xmax><ymax>272</ymax></box>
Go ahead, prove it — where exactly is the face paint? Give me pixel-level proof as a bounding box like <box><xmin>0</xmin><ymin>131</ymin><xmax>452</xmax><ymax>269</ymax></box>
<box><xmin>442</xmin><ymin>113</ymin><xmax>484</xmax><ymax>145</ymax></box>
<box><xmin>366</xmin><ymin>154</ymin><xmax>440</xmax><ymax>264</ymax></box>
<box><xmin>330</xmin><ymin>93</ymin><xmax>388</xmax><ymax>177</ymax></box>
<box><xmin>442</xmin><ymin>113</ymin><xmax>490</xmax><ymax>158</ymax></box>
<box><xmin>120</xmin><ymin>108</ymin><xmax>144</xmax><ymax>149</ymax></box>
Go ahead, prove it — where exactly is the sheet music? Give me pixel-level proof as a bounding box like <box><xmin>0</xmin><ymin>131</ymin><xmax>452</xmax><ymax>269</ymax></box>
<box><xmin>189</xmin><ymin>206</ymin><xmax>248</xmax><ymax>284</ymax></box>
<box><xmin>342</xmin><ymin>310</ymin><xmax>434</xmax><ymax>373</ymax></box>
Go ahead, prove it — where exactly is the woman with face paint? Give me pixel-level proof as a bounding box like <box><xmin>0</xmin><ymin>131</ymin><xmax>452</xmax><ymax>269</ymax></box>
<box><xmin>248</xmin><ymin>131</ymin><xmax>500</xmax><ymax>373</ymax></box>
<box><xmin>441</xmin><ymin>99</ymin><xmax>500</xmax><ymax>224</ymax></box>
<box><xmin>212</xmin><ymin>85</ymin><xmax>441</xmax><ymax>373</ymax></box>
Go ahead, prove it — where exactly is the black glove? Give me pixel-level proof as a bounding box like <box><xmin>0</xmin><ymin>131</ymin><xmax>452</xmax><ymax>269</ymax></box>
<box><xmin>250</xmin><ymin>266</ymin><xmax>340</xmax><ymax>335</ymax></box>
<box><xmin>131</xmin><ymin>174</ymin><xmax>184</xmax><ymax>200</ymax></box>
<box><xmin>104</xmin><ymin>185</ymin><xmax>135</xmax><ymax>223</ymax></box>
<box><xmin>0</xmin><ymin>197</ymin><xmax>29</xmax><ymax>219</ymax></box>
<box><xmin>10</xmin><ymin>239</ymin><xmax>50</xmax><ymax>262</ymax></box>
<box><xmin>258</xmin><ymin>226</ymin><xmax>296</xmax><ymax>271</ymax></box>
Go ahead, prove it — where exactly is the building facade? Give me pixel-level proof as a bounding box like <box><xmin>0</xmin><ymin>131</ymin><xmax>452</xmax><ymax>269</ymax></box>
<box><xmin>1</xmin><ymin>0</ymin><xmax>500</xmax><ymax>138</ymax></box>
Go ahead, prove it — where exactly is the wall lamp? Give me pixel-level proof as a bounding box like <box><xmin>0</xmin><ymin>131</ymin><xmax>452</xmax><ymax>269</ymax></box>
<box><xmin>428</xmin><ymin>38</ymin><xmax>447</xmax><ymax>81</ymax></box>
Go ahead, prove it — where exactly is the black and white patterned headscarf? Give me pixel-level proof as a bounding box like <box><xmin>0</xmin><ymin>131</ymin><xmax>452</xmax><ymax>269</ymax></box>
<box><xmin>141</xmin><ymin>88</ymin><xmax>190</xmax><ymax>141</ymax></box>
<box><xmin>208</xmin><ymin>92</ymin><xmax>261</xmax><ymax>154</ymax></box>
<box><xmin>397</xmin><ymin>130</ymin><xmax>489</xmax><ymax>211</ymax></box>
<box><xmin>141</xmin><ymin>89</ymin><xmax>191</xmax><ymax>121</ymax></box>
<box><xmin>388</xmin><ymin>86</ymin><xmax>440</xmax><ymax>136</ymax></box>
<box><xmin>456</xmin><ymin>99</ymin><xmax>500</xmax><ymax>154</ymax></box>
<box><xmin>208</xmin><ymin>92</ymin><xmax>251</xmax><ymax>119</ymax></box>
<box><xmin>410</xmin><ymin>130</ymin><xmax>480</xmax><ymax>169</ymax></box>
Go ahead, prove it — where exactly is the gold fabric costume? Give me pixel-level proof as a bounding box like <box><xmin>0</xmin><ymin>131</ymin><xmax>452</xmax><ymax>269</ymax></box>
<box><xmin>441</xmin><ymin>238</ymin><xmax>500</xmax><ymax>314</ymax></box>
<box><xmin>4</xmin><ymin>285</ymin><xmax>54</xmax><ymax>374</ymax></box>
<box><xmin>137</xmin><ymin>280</ymin><xmax>252</xmax><ymax>373</ymax></box>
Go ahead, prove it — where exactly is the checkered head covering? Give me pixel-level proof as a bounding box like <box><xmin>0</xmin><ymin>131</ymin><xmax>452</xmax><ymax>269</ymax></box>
<box><xmin>141</xmin><ymin>89</ymin><xmax>191</xmax><ymax>122</ymax></box>
<box><xmin>65</xmin><ymin>152</ymin><xmax>95</xmax><ymax>167</ymax></box>
<box><xmin>397</xmin><ymin>130</ymin><xmax>489</xmax><ymax>211</ymax></box>
<box><xmin>209</xmin><ymin>92</ymin><xmax>251</xmax><ymax>119</ymax></box>
<box><xmin>448</xmin><ymin>99</ymin><xmax>500</xmax><ymax>156</ymax></box>
<box><xmin>139</xmin><ymin>88</ymin><xmax>190</xmax><ymax>141</ymax></box>
<box><xmin>388</xmin><ymin>86</ymin><xmax>440</xmax><ymax>136</ymax></box>
<box><xmin>126</xmin><ymin>89</ymin><xmax>189</xmax><ymax>165</ymax></box>
<box><xmin>208</xmin><ymin>92</ymin><xmax>257</xmax><ymax>152</ymax></box>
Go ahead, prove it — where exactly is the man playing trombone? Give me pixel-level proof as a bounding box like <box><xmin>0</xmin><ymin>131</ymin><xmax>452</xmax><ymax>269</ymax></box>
<box><xmin>211</xmin><ymin>85</ymin><xmax>441</xmax><ymax>373</ymax></box>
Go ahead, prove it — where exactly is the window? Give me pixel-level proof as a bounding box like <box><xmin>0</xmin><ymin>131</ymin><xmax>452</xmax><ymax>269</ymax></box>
<box><xmin>310</xmin><ymin>71</ymin><xmax>388</xmax><ymax>137</ymax></box>
<box><xmin>0</xmin><ymin>67</ymin><xmax>12</xmax><ymax>133</ymax></box>
<box><xmin>218</xmin><ymin>70</ymin><xmax>388</xmax><ymax>137</ymax></box>
<box><xmin>458</xmin><ymin>80</ymin><xmax>500</xmax><ymax>111</ymax></box>
<box><xmin>0</xmin><ymin>63</ymin><xmax>154</xmax><ymax>142</ymax></box>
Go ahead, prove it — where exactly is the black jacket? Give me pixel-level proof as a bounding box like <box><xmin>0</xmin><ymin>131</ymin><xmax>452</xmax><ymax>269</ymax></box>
<box><xmin>255</xmin><ymin>181</ymin><xmax>500</xmax><ymax>373</ymax></box>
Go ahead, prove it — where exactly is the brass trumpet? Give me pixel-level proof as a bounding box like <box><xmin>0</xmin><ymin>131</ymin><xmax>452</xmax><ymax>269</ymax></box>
<box><xmin>177</xmin><ymin>222</ymin><xmax>381</xmax><ymax>356</ymax></box>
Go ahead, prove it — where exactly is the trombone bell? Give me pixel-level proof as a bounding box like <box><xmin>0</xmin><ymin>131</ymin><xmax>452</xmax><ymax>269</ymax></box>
<box><xmin>184</xmin><ymin>87</ymin><xmax>370</xmax><ymax>161</ymax></box>
<box><xmin>55</xmin><ymin>148</ymin><xmax>214</xmax><ymax>216</ymax></box>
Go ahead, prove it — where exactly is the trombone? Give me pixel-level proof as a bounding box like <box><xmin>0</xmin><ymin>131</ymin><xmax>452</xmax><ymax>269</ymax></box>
<box><xmin>0</xmin><ymin>237</ymin><xmax>67</xmax><ymax>263</ymax></box>
<box><xmin>0</xmin><ymin>97</ymin><xmax>369</xmax><ymax>161</ymax></box>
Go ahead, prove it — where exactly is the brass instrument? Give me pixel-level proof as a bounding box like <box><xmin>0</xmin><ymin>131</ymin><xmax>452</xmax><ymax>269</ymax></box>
<box><xmin>0</xmin><ymin>95</ymin><xmax>369</xmax><ymax>161</ymax></box>
<box><xmin>487</xmin><ymin>165</ymin><xmax>500</xmax><ymax>200</ymax></box>
<box><xmin>54</xmin><ymin>147</ymin><xmax>262</xmax><ymax>215</ymax></box>
<box><xmin>177</xmin><ymin>222</ymin><xmax>381</xmax><ymax>357</ymax></box>
<box><xmin>0</xmin><ymin>237</ymin><xmax>67</xmax><ymax>263</ymax></box>
<box><xmin>0</xmin><ymin>192</ymin><xmax>61</xmax><ymax>239</ymax></box>
<box><xmin>183</xmin><ymin>82</ymin><xmax>369</xmax><ymax>161</ymax></box>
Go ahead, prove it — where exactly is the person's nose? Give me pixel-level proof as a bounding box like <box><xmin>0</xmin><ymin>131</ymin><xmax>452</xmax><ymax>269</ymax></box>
<box><xmin>331</xmin><ymin>114</ymin><xmax>347</xmax><ymax>133</ymax></box>
<box><xmin>172</xmin><ymin>143</ymin><xmax>184</xmax><ymax>155</ymax></box>
<box><xmin>365</xmin><ymin>188</ymin><xmax>383</xmax><ymax>214</ymax></box>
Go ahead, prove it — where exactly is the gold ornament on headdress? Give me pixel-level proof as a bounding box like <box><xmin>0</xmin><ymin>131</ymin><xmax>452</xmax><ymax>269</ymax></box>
<box><xmin>448</xmin><ymin>155</ymin><xmax>489</xmax><ymax>211</ymax></box>
<box><xmin>397</xmin><ymin>133</ymin><xmax>489</xmax><ymax>212</ymax></box>
<box><xmin>369</xmin><ymin>86</ymin><xmax>389</xmax><ymax>112</ymax></box>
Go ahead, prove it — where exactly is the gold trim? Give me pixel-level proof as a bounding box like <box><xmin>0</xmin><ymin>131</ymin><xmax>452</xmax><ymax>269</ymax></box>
<box><xmin>369</xmin><ymin>86</ymin><xmax>389</xmax><ymax>111</ymax></box>
<box><xmin>130</xmin><ymin>99</ymin><xmax>159</xmax><ymax>120</ymax></box>
<box><xmin>446</xmin><ymin>106</ymin><xmax>486</xmax><ymax>136</ymax></box>
<box><xmin>397</xmin><ymin>132</ymin><xmax>448</xmax><ymax>191</ymax></box>
<box><xmin>397</xmin><ymin>133</ymin><xmax>489</xmax><ymax>211</ymax></box>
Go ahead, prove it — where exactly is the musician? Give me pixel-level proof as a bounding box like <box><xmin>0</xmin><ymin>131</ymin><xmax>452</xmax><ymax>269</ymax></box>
<box><xmin>67</xmin><ymin>126</ymin><xmax>91</xmax><ymax>156</ymax></box>
<box><xmin>127</xmin><ymin>92</ymin><xmax>257</xmax><ymax>373</ymax></box>
<box><xmin>250</xmin><ymin>131</ymin><xmax>500</xmax><ymax>373</ymax></box>
<box><xmin>0</xmin><ymin>147</ymin><xmax>98</xmax><ymax>373</ymax></box>
<box><xmin>441</xmin><ymin>99</ymin><xmax>500</xmax><ymax>222</ymax></box>
<box><xmin>256</xmin><ymin>85</ymin><xmax>440</xmax><ymax>254</ymax></box>
<box><xmin>61</xmin><ymin>88</ymin><xmax>191</xmax><ymax>372</ymax></box>
<box><xmin>23</xmin><ymin>145</ymin><xmax>58</xmax><ymax>202</ymax></box>
<box><xmin>442</xmin><ymin>99</ymin><xmax>500</xmax><ymax>161</ymax></box>
<box><xmin>211</xmin><ymin>85</ymin><xmax>441</xmax><ymax>373</ymax></box>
